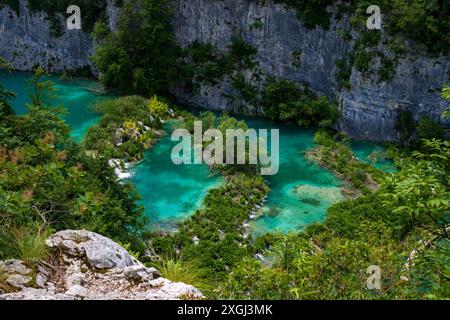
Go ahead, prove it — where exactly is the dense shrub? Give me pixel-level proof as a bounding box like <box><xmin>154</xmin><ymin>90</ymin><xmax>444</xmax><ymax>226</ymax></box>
<box><xmin>262</xmin><ymin>78</ymin><xmax>340</xmax><ymax>128</ymax></box>
<box><xmin>0</xmin><ymin>70</ymin><xmax>146</xmax><ymax>260</ymax></box>
<box><xmin>84</xmin><ymin>95</ymin><xmax>169</xmax><ymax>161</ymax></box>
<box><xmin>92</xmin><ymin>0</ymin><xmax>179</xmax><ymax>96</ymax></box>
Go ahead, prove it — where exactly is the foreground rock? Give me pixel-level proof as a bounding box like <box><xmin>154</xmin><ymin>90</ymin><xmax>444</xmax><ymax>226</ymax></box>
<box><xmin>0</xmin><ymin>230</ymin><xmax>204</xmax><ymax>300</ymax></box>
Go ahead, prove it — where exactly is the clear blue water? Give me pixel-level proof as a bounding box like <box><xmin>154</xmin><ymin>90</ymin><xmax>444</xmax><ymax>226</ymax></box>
<box><xmin>0</xmin><ymin>71</ymin><xmax>107</xmax><ymax>141</ymax></box>
<box><xmin>1</xmin><ymin>72</ymin><xmax>393</xmax><ymax>234</ymax></box>
<box><xmin>0</xmin><ymin>72</ymin><xmax>221</xmax><ymax>230</ymax></box>
<box><xmin>352</xmin><ymin>141</ymin><xmax>397</xmax><ymax>172</ymax></box>
<box><xmin>129</xmin><ymin>122</ymin><xmax>222</xmax><ymax>231</ymax></box>
<box><xmin>241</xmin><ymin>118</ymin><xmax>346</xmax><ymax>234</ymax></box>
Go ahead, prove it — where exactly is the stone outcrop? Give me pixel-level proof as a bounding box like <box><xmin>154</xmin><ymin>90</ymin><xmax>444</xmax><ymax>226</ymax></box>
<box><xmin>0</xmin><ymin>230</ymin><xmax>204</xmax><ymax>300</ymax></box>
<box><xmin>0</xmin><ymin>0</ymin><xmax>448</xmax><ymax>141</ymax></box>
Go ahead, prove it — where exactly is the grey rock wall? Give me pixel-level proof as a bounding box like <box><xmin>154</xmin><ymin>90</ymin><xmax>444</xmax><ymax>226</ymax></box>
<box><xmin>171</xmin><ymin>0</ymin><xmax>449</xmax><ymax>141</ymax></box>
<box><xmin>0</xmin><ymin>0</ymin><xmax>448</xmax><ymax>141</ymax></box>
<box><xmin>0</xmin><ymin>0</ymin><xmax>93</xmax><ymax>72</ymax></box>
<box><xmin>172</xmin><ymin>0</ymin><xmax>351</xmax><ymax>109</ymax></box>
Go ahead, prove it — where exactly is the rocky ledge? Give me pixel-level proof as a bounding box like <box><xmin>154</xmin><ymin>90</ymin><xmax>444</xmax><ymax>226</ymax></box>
<box><xmin>0</xmin><ymin>230</ymin><xmax>204</xmax><ymax>300</ymax></box>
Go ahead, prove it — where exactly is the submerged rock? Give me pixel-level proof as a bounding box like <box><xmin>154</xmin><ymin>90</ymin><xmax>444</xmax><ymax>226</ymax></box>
<box><xmin>299</xmin><ymin>197</ymin><xmax>322</xmax><ymax>206</ymax></box>
<box><xmin>293</xmin><ymin>185</ymin><xmax>345</xmax><ymax>205</ymax></box>
<box><xmin>265</xmin><ymin>206</ymin><xmax>281</xmax><ymax>218</ymax></box>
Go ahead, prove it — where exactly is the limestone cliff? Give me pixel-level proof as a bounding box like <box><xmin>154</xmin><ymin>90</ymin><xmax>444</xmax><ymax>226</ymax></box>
<box><xmin>0</xmin><ymin>0</ymin><xmax>93</xmax><ymax>72</ymax></box>
<box><xmin>171</xmin><ymin>0</ymin><xmax>449</xmax><ymax>141</ymax></box>
<box><xmin>0</xmin><ymin>0</ymin><xmax>448</xmax><ymax>141</ymax></box>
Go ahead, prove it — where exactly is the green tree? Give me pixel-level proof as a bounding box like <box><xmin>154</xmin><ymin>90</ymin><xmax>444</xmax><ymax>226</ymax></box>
<box><xmin>0</xmin><ymin>72</ymin><xmax>146</xmax><ymax>261</ymax></box>
<box><xmin>92</xmin><ymin>0</ymin><xmax>180</xmax><ymax>96</ymax></box>
<box><xmin>416</xmin><ymin>116</ymin><xmax>444</xmax><ymax>140</ymax></box>
<box><xmin>262</xmin><ymin>78</ymin><xmax>339</xmax><ymax>128</ymax></box>
<box><xmin>0</xmin><ymin>57</ymin><xmax>16</xmax><ymax>117</ymax></box>
<box><xmin>442</xmin><ymin>85</ymin><xmax>450</xmax><ymax>119</ymax></box>
<box><xmin>29</xmin><ymin>67</ymin><xmax>58</xmax><ymax>107</ymax></box>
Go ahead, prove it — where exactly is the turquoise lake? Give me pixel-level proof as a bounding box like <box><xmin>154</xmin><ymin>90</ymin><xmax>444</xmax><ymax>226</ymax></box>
<box><xmin>1</xmin><ymin>72</ymin><xmax>392</xmax><ymax>234</ymax></box>
<box><xmin>243</xmin><ymin>118</ymin><xmax>345</xmax><ymax>234</ymax></box>
<box><xmin>129</xmin><ymin>121</ymin><xmax>222</xmax><ymax>231</ymax></box>
<box><xmin>0</xmin><ymin>71</ymin><xmax>107</xmax><ymax>141</ymax></box>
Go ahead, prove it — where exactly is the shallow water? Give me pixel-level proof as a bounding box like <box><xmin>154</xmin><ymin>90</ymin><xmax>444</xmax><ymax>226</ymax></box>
<box><xmin>352</xmin><ymin>141</ymin><xmax>397</xmax><ymax>172</ymax></box>
<box><xmin>242</xmin><ymin>118</ymin><xmax>345</xmax><ymax>234</ymax></box>
<box><xmin>1</xmin><ymin>72</ymin><xmax>393</xmax><ymax>234</ymax></box>
<box><xmin>0</xmin><ymin>71</ymin><xmax>106</xmax><ymax>140</ymax></box>
<box><xmin>129</xmin><ymin>122</ymin><xmax>222</xmax><ymax>231</ymax></box>
<box><xmin>1</xmin><ymin>72</ymin><xmax>220</xmax><ymax>231</ymax></box>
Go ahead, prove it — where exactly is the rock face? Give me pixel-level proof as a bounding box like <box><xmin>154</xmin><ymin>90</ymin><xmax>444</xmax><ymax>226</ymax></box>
<box><xmin>0</xmin><ymin>230</ymin><xmax>204</xmax><ymax>300</ymax></box>
<box><xmin>0</xmin><ymin>0</ymin><xmax>93</xmax><ymax>72</ymax></box>
<box><xmin>338</xmin><ymin>55</ymin><xmax>450</xmax><ymax>141</ymax></box>
<box><xmin>0</xmin><ymin>260</ymin><xmax>32</xmax><ymax>290</ymax></box>
<box><xmin>171</xmin><ymin>0</ymin><xmax>450</xmax><ymax>141</ymax></box>
<box><xmin>0</xmin><ymin>0</ymin><xmax>448</xmax><ymax>141</ymax></box>
<box><xmin>172</xmin><ymin>0</ymin><xmax>350</xmax><ymax>108</ymax></box>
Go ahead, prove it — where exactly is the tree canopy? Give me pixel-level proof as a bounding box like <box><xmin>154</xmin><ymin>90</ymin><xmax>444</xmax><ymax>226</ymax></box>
<box><xmin>92</xmin><ymin>0</ymin><xmax>179</xmax><ymax>96</ymax></box>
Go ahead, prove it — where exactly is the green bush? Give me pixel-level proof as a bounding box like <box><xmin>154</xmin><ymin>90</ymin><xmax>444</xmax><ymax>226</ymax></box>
<box><xmin>354</xmin><ymin>49</ymin><xmax>376</xmax><ymax>75</ymax></box>
<box><xmin>92</xmin><ymin>0</ymin><xmax>179</xmax><ymax>95</ymax></box>
<box><xmin>153</xmin><ymin>257</ymin><xmax>212</xmax><ymax>294</ymax></box>
<box><xmin>262</xmin><ymin>78</ymin><xmax>339</xmax><ymax>128</ymax></box>
<box><xmin>11</xmin><ymin>225</ymin><xmax>50</xmax><ymax>263</ymax></box>
<box><xmin>180</xmin><ymin>37</ymin><xmax>257</xmax><ymax>94</ymax></box>
<box><xmin>379</xmin><ymin>56</ymin><xmax>396</xmax><ymax>81</ymax></box>
<box><xmin>273</xmin><ymin>0</ymin><xmax>333</xmax><ymax>30</ymax></box>
<box><xmin>416</xmin><ymin>116</ymin><xmax>444</xmax><ymax>140</ymax></box>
